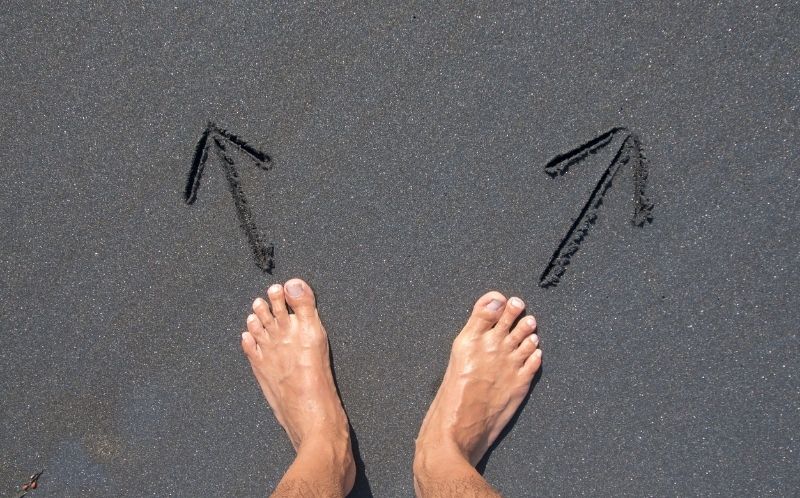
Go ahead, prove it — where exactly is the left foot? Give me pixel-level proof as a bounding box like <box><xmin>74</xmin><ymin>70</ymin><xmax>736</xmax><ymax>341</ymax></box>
<box><xmin>241</xmin><ymin>278</ymin><xmax>355</xmax><ymax>492</ymax></box>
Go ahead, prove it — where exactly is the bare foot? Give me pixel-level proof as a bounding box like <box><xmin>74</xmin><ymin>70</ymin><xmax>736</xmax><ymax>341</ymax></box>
<box><xmin>415</xmin><ymin>291</ymin><xmax>541</xmax><ymax>471</ymax></box>
<box><xmin>241</xmin><ymin>278</ymin><xmax>355</xmax><ymax>495</ymax></box>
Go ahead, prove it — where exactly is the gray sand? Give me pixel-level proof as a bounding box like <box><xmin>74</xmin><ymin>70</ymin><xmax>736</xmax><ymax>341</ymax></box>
<box><xmin>1</xmin><ymin>2</ymin><xmax>798</xmax><ymax>496</ymax></box>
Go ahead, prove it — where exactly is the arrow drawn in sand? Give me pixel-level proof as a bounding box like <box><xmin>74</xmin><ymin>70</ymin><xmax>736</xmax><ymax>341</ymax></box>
<box><xmin>184</xmin><ymin>122</ymin><xmax>274</xmax><ymax>272</ymax></box>
<box><xmin>539</xmin><ymin>127</ymin><xmax>654</xmax><ymax>288</ymax></box>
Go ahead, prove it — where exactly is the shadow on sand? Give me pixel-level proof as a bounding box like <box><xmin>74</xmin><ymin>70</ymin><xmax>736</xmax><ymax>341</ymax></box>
<box><xmin>327</xmin><ymin>343</ymin><xmax>374</xmax><ymax>497</ymax></box>
<box><xmin>476</xmin><ymin>366</ymin><xmax>544</xmax><ymax>476</ymax></box>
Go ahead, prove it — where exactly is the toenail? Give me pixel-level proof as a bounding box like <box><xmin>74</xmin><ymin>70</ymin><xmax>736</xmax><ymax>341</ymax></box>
<box><xmin>510</xmin><ymin>297</ymin><xmax>524</xmax><ymax>308</ymax></box>
<box><xmin>247</xmin><ymin>314</ymin><xmax>258</xmax><ymax>322</ymax></box>
<box><xmin>530</xmin><ymin>334</ymin><xmax>539</xmax><ymax>344</ymax></box>
<box><xmin>268</xmin><ymin>284</ymin><xmax>282</xmax><ymax>295</ymax></box>
<box><xmin>526</xmin><ymin>316</ymin><xmax>536</xmax><ymax>327</ymax></box>
<box><xmin>286</xmin><ymin>281</ymin><xmax>304</xmax><ymax>298</ymax></box>
<box><xmin>486</xmin><ymin>299</ymin><xmax>503</xmax><ymax>311</ymax></box>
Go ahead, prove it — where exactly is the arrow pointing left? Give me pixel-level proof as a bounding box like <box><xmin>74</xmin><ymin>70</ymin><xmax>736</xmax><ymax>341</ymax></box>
<box><xmin>184</xmin><ymin>121</ymin><xmax>275</xmax><ymax>272</ymax></box>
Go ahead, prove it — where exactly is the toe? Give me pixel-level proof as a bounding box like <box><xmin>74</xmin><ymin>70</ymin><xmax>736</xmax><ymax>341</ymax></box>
<box><xmin>514</xmin><ymin>333</ymin><xmax>539</xmax><ymax>360</ymax></box>
<box><xmin>247</xmin><ymin>313</ymin><xmax>269</xmax><ymax>345</ymax></box>
<box><xmin>520</xmin><ymin>348</ymin><xmax>542</xmax><ymax>378</ymax></box>
<box><xmin>241</xmin><ymin>331</ymin><xmax>260</xmax><ymax>358</ymax></box>
<box><xmin>267</xmin><ymin>284</ymin><xmax>289</xmax><ymax>326</ymax></box>
<box><xmin>507</xmin><ymin>315</ymin><xmax>537</xmax><ymax>348</ymax></box>
<box><xmin>283</xmin><ymin>278</ymin><xmax>318</xmax><ymax>321</ymax></box>
<box><xmin>494</xmin><ymin>297</ymin><xmax>525</xmax><ymax>332</ymax></box>
<box><xmin>253</xmin><ymin>298</ymin><xmax>275</xmax><ymax>331</ymax></box>
<box><xmin>464</xmin><ymin>291</ymin><xmax>507</xmax><ymax>332</ymax></box>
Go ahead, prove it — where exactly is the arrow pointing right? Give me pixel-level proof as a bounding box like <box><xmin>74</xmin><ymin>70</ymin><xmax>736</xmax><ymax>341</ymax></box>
<box><xmin>539</xmin><ymin>127</ymin><xmax>654</xmax><ymax>288</ymax></box>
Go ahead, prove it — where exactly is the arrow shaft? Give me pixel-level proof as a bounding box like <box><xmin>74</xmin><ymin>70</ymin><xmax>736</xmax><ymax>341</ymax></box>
<box><xmin>213</xmin><ymin>147</ymin><xmax>275</xmax><ymax>272</ymax></box>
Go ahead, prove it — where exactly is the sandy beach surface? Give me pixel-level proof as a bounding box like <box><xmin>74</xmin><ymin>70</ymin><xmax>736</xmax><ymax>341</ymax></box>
<box><xmin>1</xmin><ymin>2</ymin><xmax>797</xmax><ymax>496</ymax></box>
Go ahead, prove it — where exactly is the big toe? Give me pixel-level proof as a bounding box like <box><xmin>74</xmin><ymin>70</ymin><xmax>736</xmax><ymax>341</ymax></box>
<box><xmin>464</xmin><ymin>291</ymin><xmax>507</xmax><ymax>332</ymax></box>
<box><xmin>283</xmin><ymin>278</ymin><xmax>318</xmax><ymax>320</ymax></box>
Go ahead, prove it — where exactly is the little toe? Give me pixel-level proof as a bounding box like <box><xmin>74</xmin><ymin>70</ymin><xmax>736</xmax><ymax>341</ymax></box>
<box><xmin>252</xmin><ymin>298</ymin><xmax>275</xmax><ymax>331</ymax></box>
<box><xmin>283</xmin><ymin>278</ymin><xmax>318</xmax><ymax>321</ymax></box>
<box><xmin>247</xmin><ymin>314</ymin><xmax>269</xmax><ymax>345</ymax></box>
<box><xmin>520</xmin><ymin>349</ymin><xmax>543</xmax><ymax>378</ymax></box>
<box><xmin>241</xmin><ymin>331</ymin><xmax>260</xmax><ymax>358</ymax></box>
<box><xmin>267</xmin><ymin>284</ymin><xmax>289</xmax><ymax>325</ymax></box>
<box><xmin>507</xmin><ymin>315</ymin><xmax>537</xmax><ymax>348</ymax></box>
<box><xmin>465</xmin><ymin>291</ymin><xmax>507</xmax><ymax>332</ymax></box>
<box><xmin>494</xmin><ymin>297</ymin><xmax>525</xmax><ymax>332</ymax></box>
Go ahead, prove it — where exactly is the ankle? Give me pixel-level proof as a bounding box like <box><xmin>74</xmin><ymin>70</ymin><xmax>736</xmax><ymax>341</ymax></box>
<box><xmin>293</xmin><ymin>412</ymin><xmax>350</xmax><ymax>449</ymax></box>
<box><xmin>298</xmin><ymin>428</ymin><xmax>352</xmax><ymax>463</ymax></box>
<box><xmin>414</xmin><ymin>439</ymin><xmax>488</xmax><ymax>497</ymax></box>
<box><xmin>296</xmin><ymin>433</ymin><xmax>356</xmax><ymax>492</ymax></box>
<box><xmin>413</xmin><ymin>435</ymin><xmax>471</xmax><ymax>477</ymax></box>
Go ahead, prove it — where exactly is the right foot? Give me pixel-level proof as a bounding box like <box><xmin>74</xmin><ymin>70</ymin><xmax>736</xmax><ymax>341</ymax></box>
<box><xmin>241</xmin><ymin>278</ymin><xmax>355</xmax><ymax>493</ymax></box>
<box><xmin>415</xmin><ymin>291</ymin><xmax>542</xmax><ymax>468</ymax></box>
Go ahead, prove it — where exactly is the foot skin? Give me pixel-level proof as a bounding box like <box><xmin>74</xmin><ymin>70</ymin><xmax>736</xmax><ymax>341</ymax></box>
<box><xmin>415</xmin><ymin>292</ymin><xmax>542</xmax><ymax>471</ymax></box>
<box><xmin>242</xmin><ymin>278</ymin><xmax>355</xmax><ymax>495</ymax></box>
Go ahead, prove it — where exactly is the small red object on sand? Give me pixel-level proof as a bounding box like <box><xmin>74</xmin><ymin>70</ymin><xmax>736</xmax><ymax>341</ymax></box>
<box><xmin>31</xmin><ymin>481</ymin><xmax>38</xmax><ymax>489</ymax></box>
